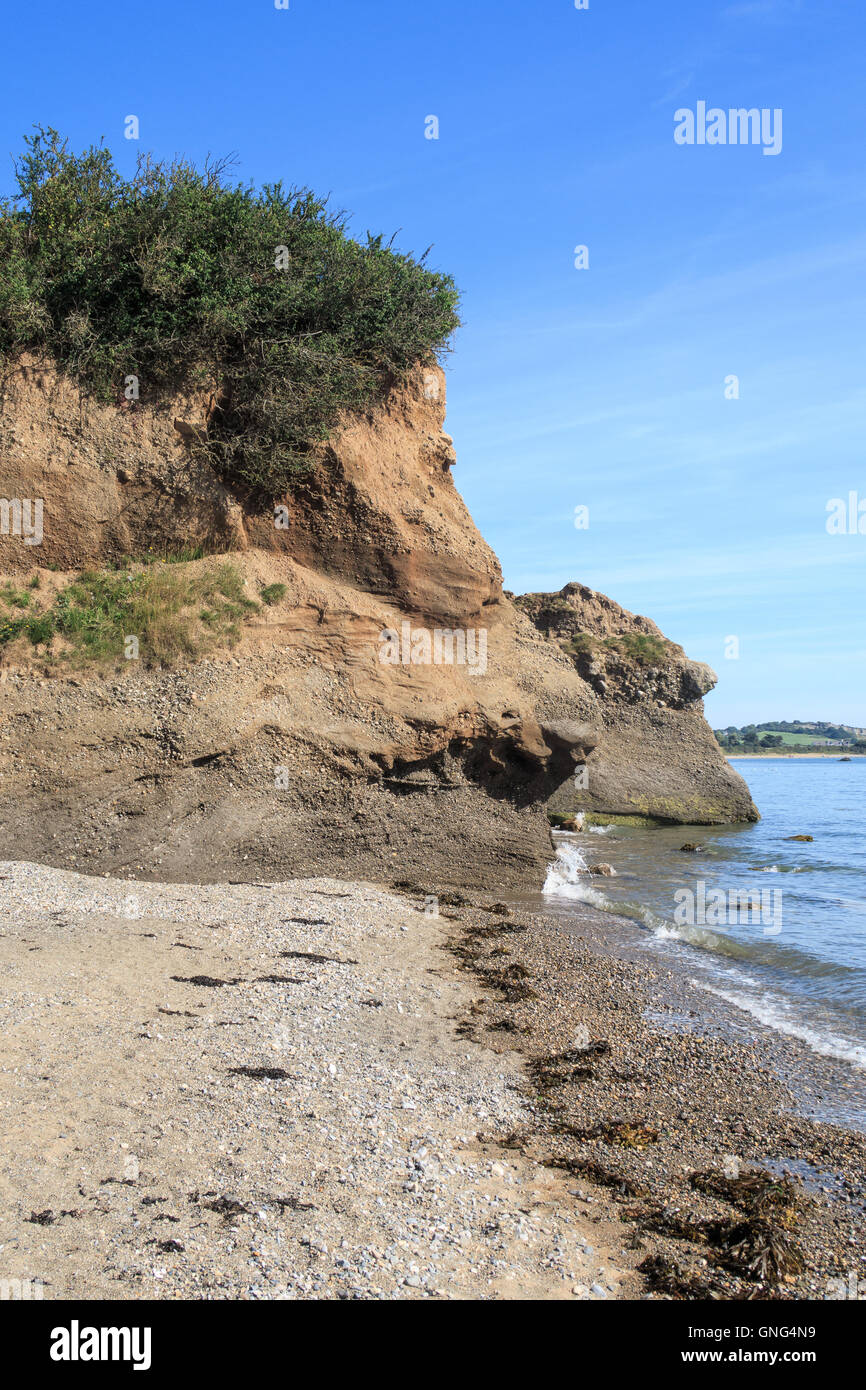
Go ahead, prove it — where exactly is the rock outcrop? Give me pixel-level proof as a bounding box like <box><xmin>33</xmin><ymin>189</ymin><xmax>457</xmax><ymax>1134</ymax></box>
<box><xmin>515</xmin><ymin>584</ymin><xmax>758</xmax><ymax>825</ymax></box>
<box><xmin>0</xmin><ymin>357</ymin><xmax>755</xmax><ymax>891</ymax></box>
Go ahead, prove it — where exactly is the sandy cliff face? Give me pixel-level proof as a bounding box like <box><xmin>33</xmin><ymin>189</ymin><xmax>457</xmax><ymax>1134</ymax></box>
<box><xmin>0</xmin><ymin>359</ymin><xmax>754</xmax><ymax>890</ymax></box>
<box><xmin>0</xmin><ymin>355</ymin><xmax>497</xmax><ymax>619</ymax></box>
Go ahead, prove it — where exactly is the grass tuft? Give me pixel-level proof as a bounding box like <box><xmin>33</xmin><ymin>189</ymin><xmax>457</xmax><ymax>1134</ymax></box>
<box><xmin>259</xmin><ymin>582</ymin><xmax>287</xmax><ymax>606</ymax></box>
<box><xmin>0</xmin><ymin>561</ymin><xmax>260</xmax><ymax>668</ymax></box>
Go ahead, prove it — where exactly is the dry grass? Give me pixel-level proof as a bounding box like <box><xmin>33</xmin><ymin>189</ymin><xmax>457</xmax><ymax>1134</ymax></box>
<box><xmin>0</xmin><ymin>559</ymin><xmax>260</xmax><ymax>668</ymax></box>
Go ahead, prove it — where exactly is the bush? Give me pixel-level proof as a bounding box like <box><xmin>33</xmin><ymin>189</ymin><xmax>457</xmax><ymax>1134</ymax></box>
<box><xmin>562</xmin><ymin>631</ymin><xmax>670</xmax><ymax>665</ymax></box>
<box><xmin>0</xmin><ymin>127</ymin><xmax>461</xmax><ymax>493</ymax></box>
<box><xmin>563</xmin><ymin>632</ymin><xmax>594</xmax><ymax>655</ymax></box>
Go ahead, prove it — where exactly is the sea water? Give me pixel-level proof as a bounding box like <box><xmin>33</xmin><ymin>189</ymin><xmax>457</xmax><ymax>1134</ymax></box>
<box><xmin>543</xmin><ymin>757</ymin><xmax>866</xmax><ymax>1071</ymax></box>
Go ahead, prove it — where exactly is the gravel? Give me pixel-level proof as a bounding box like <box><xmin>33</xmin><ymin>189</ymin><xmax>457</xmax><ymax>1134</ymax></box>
<box><xmin>0</xmin><ymin>861</ymin><xmax>633</xmax><ymax>1301</ymax></box>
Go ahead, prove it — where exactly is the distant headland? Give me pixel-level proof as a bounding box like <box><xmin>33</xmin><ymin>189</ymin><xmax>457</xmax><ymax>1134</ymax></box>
<box><xmin>716</xmin><ymin>721</ymin><xmax>866</xmax><ymax>756</ymax></box>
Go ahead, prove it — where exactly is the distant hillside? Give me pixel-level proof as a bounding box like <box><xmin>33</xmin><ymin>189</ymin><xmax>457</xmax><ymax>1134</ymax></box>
<box><xmin>715</xmin><ymin>722</ymin><xmax>866</xmax><ymax>752</ymax></box>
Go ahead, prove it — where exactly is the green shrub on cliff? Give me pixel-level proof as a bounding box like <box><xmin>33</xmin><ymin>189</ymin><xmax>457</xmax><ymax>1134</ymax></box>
<box><xmin>563</xmin><ymin>630</ymin><xmax>670</xmax><ymax>664</ymax></box>
<box><xmin>563</xmin><ymin>632</ymin><xmax>594</xmax><ymax>655</ymax></box>
<box><xmin>0</xmin><ymin>127</ymin><xmax>460</xmax><ymax>492</ymax></box>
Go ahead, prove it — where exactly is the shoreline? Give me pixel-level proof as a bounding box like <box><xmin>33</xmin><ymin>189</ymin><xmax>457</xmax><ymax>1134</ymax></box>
<box><xmin>447</xmin><ymin>885</ymin><xmax>866</xmax><ymax>1298</ymax></box>
<box><xmin>2</xmin><ymin>857</ymin><xmax>864</xmax><ymax>1300</ymax></box>
<box><xmin>527</xmin><ymin>854</ymin><xmax>866</xmax><ymax>1134</ymax></box>
<box><xmin>726</xmin><ymin>753</ymin><xmax>865</xmax><ymax>760</ymax></box>
<box><xmin>553</xmin><ymin>889</ymin><xmax>866</xmax><ymax>1133</ymax></box>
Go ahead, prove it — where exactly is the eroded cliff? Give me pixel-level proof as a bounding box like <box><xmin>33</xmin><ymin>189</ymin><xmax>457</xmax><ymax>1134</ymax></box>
<box><xmin>516</xmin><ymin>584</ymin><xmax>758</xmax><ymax>825</ymax></box>
<box><xmin>0</xmin><ymin>357</ymin><xmax>755</xmax><ymax>891</ymax></box>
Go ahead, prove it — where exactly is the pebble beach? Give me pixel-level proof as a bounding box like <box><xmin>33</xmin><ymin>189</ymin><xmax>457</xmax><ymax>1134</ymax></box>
<box><xmin>0</xmin><ymin>862</ymin><xmax>633</xmax><ymax>1301</ymax></box>
<box><xmin>2</xmin><ymin>859</ymin><xmax>863</xmax><ymax>1301</ymax></box>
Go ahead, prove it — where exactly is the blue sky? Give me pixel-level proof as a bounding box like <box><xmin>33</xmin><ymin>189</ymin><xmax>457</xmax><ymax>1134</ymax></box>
<box><xmin>2</xmin><ymin>0</ymin><xmax>864</xmax><ymax>726</ymax></box>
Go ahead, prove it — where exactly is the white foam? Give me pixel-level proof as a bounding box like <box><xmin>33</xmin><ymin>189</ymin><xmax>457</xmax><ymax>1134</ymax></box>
<box><xmin>651</xmin><ymin>918</ymin><xmax>750</xmax><ymax>956</ymax></box>
<box><xmin>543</xmin><ymin>840</ymin><xmax>589</xmax><ymax>897</ymax></box>
<box><xmin>695</xmin><ymin>980</ymin><xmax>866</xmax><ymax>1070</ymax></box>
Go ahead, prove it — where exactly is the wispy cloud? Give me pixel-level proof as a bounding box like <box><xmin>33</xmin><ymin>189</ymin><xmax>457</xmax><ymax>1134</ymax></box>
<box><xmin>651</xmin><ymin>70</ymin><xmax>694</xmax><ymax>110</ymax></box>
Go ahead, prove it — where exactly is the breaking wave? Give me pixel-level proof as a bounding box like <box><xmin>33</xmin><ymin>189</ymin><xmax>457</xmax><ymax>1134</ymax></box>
<box><xmin>696</xmin><ymin>981</ymin><xmax>866</xmax><ymax>1070</ymax></box>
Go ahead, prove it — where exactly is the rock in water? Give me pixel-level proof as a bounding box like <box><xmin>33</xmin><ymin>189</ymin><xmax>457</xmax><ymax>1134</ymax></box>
<box><xmin>516</xmin><ymin>584</ymin><xmax>758</xmax><ymax>829</ymax></box>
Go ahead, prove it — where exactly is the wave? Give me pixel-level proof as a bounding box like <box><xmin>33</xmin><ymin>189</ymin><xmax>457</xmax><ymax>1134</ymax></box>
<box><xmin>695</xmin><ymin>980</ymin><xmax>866</xmax><ymax>1070</ymax></box>
<box><xmin>544</xmin><ymin>826</ymin><xmax>866</xmax><ymax>1072</ymax></box>
<box><xmin>545</xmin><ymin>831</ymin><xmax>865</xmax><ymax>980</ymax></box>
<box><xmin>543</xmin><ymin>840</ymin><xmax>589</xmax><ymax>894</ymax></box>
<box><xmin>650</xmin><ymin>918</ymin><xmax>757</xmax><ymax>959</ymax></box>
<box><xmin>545</xmin><ymin>839</ymin><xmax>756</xmax><ymax>950</ymax></box>
<box><xmin>745</xmin><ymin>862</ymin><xmax>810</xmax><ymax>875</ymax></box>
